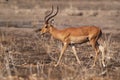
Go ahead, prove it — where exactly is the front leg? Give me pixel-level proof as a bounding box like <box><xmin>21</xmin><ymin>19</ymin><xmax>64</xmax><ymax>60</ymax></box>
<box><xmin>55</xmin><ymin>42</ymin><xmax>68</xmax><ymax>67</ymax></box>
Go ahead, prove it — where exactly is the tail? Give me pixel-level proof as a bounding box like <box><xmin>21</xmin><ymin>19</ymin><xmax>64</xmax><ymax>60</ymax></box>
<box><xmin>97</xmin><ymin>29</ymin><xmax>105</xmax><ymax>46</ymax></box>
<box><xmin>95</xmin><ymin>29</ymin><xmax>102</xmax><ymax>46</ymax></box>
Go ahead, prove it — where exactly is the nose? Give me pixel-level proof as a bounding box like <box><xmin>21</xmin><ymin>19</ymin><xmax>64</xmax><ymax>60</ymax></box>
<box><xmin>35</xmin><ymin>28</ymin><xmax>41</xmax><ymax>33</ymax></box>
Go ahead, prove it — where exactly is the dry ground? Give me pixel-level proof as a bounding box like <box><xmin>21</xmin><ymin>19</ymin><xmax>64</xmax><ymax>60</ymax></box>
<box><xmin>0</xmin><ymin>0</ymin><xmax>120</xmax><ymax>80</ymax></box>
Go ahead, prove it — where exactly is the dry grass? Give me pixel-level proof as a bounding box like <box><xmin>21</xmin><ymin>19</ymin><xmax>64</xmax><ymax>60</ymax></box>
<box><xmin>0</xmin><ymin>1</ymin><xmax>120</xmax><ymax>80</ymax></box>
<box><xmin>0</xmin><ymin>27</ymin><xmax>120</xmax><ymax>80</ymax></box>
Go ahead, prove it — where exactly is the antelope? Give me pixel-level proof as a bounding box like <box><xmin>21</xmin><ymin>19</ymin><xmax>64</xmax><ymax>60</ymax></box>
<box><xmin>35</xmin><ymin>6</ymin><xmax>105</xmax><ymax>67</ymax></box>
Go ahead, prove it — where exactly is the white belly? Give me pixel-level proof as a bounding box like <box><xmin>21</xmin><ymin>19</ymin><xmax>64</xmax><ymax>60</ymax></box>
<box><xmin>70</xmin><ymin>36</ymin><xmax>88</xmax><ymax>44</ymax></box>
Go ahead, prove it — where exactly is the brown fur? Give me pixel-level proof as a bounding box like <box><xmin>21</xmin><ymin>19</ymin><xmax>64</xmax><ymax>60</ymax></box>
<box><xmin>37</xmin><ymin>6</ymin><xmax>105</xmax><ymax>67</ymax></box>
<box><xmin>38</xmin><ymin>24</ymin><xmax>105</xmax><ymax>67</ymax></box>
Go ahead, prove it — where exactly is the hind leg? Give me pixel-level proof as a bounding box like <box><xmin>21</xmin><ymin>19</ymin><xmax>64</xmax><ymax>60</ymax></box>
<box><xmin>99</xmin><ymin>45</ymin><xmax>105</xmax><ymax>67</ymax></box>
<box><xmin>89</xmin><ymin>39</ymin><xmax>100</xmax><ymax>67</ymax></box>
<box><xmin>71</xmin><ymin>45</ymin><xmax>81</xmax><ymax>64</ymax></box>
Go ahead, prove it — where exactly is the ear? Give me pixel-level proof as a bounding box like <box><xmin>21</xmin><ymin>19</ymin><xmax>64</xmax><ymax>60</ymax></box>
<box><xmin>49</xmin><ymin>19</ymin><xmax>54</xmax><ymax>25</ymax></box>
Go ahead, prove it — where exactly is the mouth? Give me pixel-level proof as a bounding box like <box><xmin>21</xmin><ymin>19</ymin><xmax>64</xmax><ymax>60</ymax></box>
<box><xmin>40</xmin><ymin>32</ymin><xmax>46</xmax><ymax>35</ymax></box>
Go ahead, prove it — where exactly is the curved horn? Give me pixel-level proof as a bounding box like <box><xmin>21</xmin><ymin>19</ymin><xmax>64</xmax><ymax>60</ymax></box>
<box><xmin>44</xmin><ymin>6</ymin><xmax>54</xmax><ymax>22</ymax></box>
<box><xmin>46</xmin><ymin>6</ymin><xmax>59</xmax><ymax>23</ymax></box>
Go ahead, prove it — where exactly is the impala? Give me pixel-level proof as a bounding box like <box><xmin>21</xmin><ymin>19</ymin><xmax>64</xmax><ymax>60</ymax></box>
<box><xmin>35</xmin><ymin>6</ymin><xmax>105</xmax><ymax>67</ymax></box>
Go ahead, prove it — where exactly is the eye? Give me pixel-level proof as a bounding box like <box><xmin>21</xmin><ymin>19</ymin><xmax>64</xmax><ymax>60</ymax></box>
<box><xmin>45</xmin><ymin>25</ymin><xmax>48</xmax><ymax>28</ymax></box>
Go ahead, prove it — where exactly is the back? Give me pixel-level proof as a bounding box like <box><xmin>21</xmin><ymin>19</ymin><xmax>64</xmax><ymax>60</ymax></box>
<box><xmin>64</xmin><ymin>26</ymin><xmax>101</xmax><ymax>37</ymax></box>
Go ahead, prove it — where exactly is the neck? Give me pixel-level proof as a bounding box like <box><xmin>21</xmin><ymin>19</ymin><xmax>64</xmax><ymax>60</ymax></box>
<box><xmin>49</xmin><ymin>26</ymin><xmax>61</xmax><ymax>39</ymax></box>
<box><xmin>49</xmin><ymin>26</ymin><xmax>58</xmax><ymax>34</ymax></box>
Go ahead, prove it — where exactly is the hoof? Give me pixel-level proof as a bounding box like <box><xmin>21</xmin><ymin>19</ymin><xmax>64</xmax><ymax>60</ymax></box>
<box><xmin>103</xmin><ymin>64</ymin><xmax>106</xmax><ymax>68</ymax></box>
<box><xmin>78</xmin><ymin>61</ymin><xmax>81</xmax><ymax>64</ymax></box>
<box><xmin>91</xmin><ymin>64</ymin><xmax>95</xmax><ymax>68</ymax></box>
<box><xmin>54</xmin><ymin>64</ymin><xmax>58</xmax><ymax>67</ymax></box>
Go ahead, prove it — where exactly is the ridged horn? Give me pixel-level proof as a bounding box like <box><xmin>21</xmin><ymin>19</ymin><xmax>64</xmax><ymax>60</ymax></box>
<box><xmin>46</xmin><ymin>6</ymin><xmax>59</xmax><ymax>24</ymax></box>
